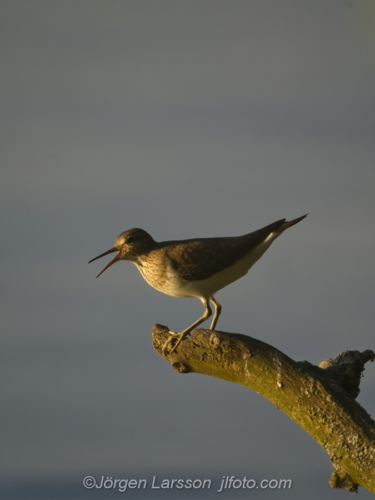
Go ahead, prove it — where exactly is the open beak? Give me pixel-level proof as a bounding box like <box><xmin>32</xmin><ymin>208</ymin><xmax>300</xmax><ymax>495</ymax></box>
<box><xmin>88</xmin><ymin>247</ymin><xmax>120</xmax><ymax>278</ymax></box>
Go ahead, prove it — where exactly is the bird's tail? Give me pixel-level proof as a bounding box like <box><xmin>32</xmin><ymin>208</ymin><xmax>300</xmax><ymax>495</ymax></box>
<box><xmin>279</xmin><ymin>214</ymin><xmax>308</xmax><ymax>233</ymax></box>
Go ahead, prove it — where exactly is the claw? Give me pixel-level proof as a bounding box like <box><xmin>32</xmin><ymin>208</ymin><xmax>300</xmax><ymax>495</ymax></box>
<box><xmin>162</xmin><ymin>331</ymin><xmax>186</xmax><ymax>353</ymax></box>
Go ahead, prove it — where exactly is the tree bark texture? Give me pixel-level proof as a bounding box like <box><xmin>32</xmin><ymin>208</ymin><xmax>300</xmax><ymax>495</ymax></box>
<box><xmin>152</xmin><ymin>324</ymin><xmax>375</xmax><ymax>494</ymax></box>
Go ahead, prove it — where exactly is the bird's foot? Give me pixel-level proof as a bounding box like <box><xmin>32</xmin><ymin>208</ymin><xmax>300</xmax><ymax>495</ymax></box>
<box><xmin>162</xmin><ymin>331</ymin><xmax>187</xmax><ymax>353</ymax></box>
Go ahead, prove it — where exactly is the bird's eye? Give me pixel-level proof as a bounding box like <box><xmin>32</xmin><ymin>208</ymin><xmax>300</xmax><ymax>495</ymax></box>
<box><xmin>126</xmin><ymin>236</ymin><xmax>135</xmax><ymax>244</ymax></box>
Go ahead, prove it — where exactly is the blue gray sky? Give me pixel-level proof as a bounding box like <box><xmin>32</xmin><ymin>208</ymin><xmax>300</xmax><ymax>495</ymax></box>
<box><xmin>1</xmin><ymin>1</ymin><xmax>375</xmax><ymax>498</ymax></box>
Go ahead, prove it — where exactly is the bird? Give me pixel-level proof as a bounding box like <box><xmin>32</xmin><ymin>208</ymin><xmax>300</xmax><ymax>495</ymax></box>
<box><xmin>89</xmin><ymin>214</ymin><xmax>307</xmax><ymax>352</ymax></box>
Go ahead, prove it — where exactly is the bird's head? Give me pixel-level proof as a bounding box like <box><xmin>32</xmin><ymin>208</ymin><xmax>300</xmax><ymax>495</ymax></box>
<box><xmin>89</xmin><ymin>228</ymin><xmax>156</xmax><ymax>278</ymax></box>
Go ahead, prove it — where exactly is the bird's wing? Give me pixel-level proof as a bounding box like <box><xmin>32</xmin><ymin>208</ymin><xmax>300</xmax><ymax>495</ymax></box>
<box><xmin>166</xmin><ymin>219</ymin><xmax>286</xmax><ymax>281</ymax></box>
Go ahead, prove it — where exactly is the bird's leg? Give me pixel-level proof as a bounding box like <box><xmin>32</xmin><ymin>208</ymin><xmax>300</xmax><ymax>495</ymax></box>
<box><xmin>163</xmin><ymin>300</ymin><xmax>212</xmax><ymax>353</ymax></box>
<box><xmin>209</xmin><ymin>296</ymin><xmax>222</xmax><ymax>330</ymax></box>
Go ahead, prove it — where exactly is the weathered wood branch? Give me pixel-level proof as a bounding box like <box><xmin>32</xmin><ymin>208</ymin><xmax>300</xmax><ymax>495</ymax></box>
<box><xmin>152</xmin><ymin>324</ymin><xmax>375</xmax><ymax>494</ymax></box>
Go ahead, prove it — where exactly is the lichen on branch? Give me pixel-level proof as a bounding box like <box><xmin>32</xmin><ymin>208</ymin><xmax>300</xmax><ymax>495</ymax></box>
<box><xmin>152</xmin><ymin>324</ymin><xmax>375</xmax><ymax>494</ymax></box>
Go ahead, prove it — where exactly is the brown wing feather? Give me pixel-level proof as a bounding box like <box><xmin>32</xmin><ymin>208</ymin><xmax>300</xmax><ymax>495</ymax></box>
<box><xmin>166</xmin><ymin>219</ymin><xmax>287</xmax><ymax>281</ymax></box>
